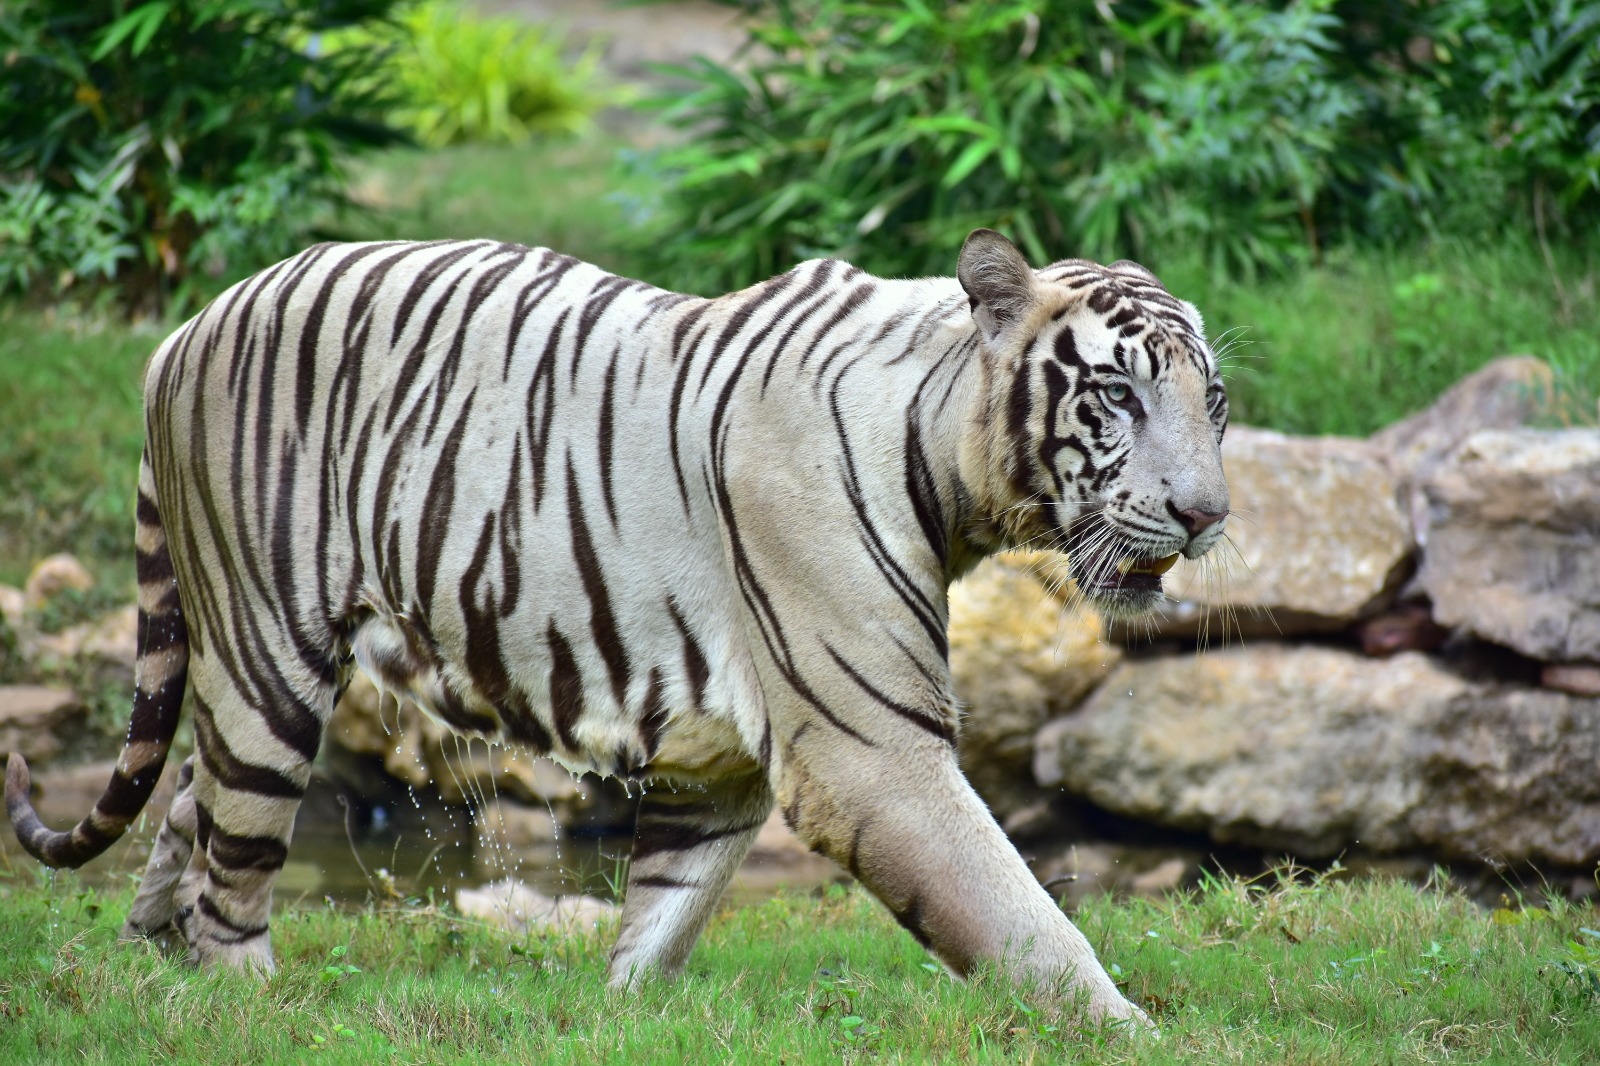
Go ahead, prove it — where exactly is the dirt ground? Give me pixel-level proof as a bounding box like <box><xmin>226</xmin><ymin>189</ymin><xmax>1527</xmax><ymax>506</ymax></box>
<box><xmin>480</xmin><ymin>0</ymin><xmax>751</xmax><ymax>74</ymax></box>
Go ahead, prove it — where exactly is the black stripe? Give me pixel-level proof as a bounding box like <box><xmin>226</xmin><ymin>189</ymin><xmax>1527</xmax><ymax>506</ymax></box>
<box><xmin>415</xmin><ymin>388</ymin><xmax>478</xmax><ymax>616</ymax></box>
<box><xmin>629</xmin><ymin>818</ymin><xmax>763</xmax><ymax>862</ymax></box>
<box><xmin>193</xmin><ymin>697</ymin><xmax>307</xmax><ymax>798</ymax></box>
<box><xmin>630</xmin><ymin>874</ymin><xmax>698</xmax><ymax>890</ymax></box>
<box><xmin>639</xmin><ymin>668</ymin><xmax>668</xmax><ymax>760</ymax></box>
<box><xmin>566</xmin><ymin>455</ymin><xmax>630</xmax><ymax>705</ymax></box>
<box><xmin>892</xmin><ymin>894</ymin><xmax>933</xmax><ymax>949</ymax></box>
<box><xmin>597</xmin><ymin>347</ymin><xmax>621</xmax><ymax>527</ymax></box>
<box><xmin>666</xmin><ymin>599</ymin><xmax>710</xmax><ymax>712</ymax></box>
<box><xmin>546</xmin><ymin>623</ymin><xmax>584</xmax><ymax>750</ymax></box>
<box><xmin>525</xmin><ymin>307</ymin><xmax>570</xmax><ymax>508</ymax></box>
<box><xmin>825</xmin><ymin>644</ymin><xmax>954</xmax><ymax>742</ymax></box>
<box><xmin>204</xmin><ymin>824</ymin><xmax>289</xmax><ymax>873</ymax></box>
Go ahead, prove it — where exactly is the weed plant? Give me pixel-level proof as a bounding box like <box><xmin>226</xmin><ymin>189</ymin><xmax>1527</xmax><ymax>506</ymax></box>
<box><xmin>322</xmin><ymin>1</ymin><xmax>617</xmax><ymax>148</ymax></box>
<box><xmin>0</xmin><ymin>866</ymin><xmax>1595</xmax><ymax>1063</ymax></box>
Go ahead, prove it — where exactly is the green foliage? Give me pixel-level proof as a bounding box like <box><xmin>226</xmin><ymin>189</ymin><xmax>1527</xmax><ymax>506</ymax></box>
<box><xmin>628</xmin><ymin>0</ymin><xmax>1600</xmax><ymax>293</ymax></box>
<box><xmin>325</xmin><ymin>1</ymin><xmax>614</xmax><ymax>148</ymax></box>
<box><xmin>0</xmin><ymin>0</ymin><xmax>406</xmax><ymax>311</ymax></box>
<box><xmin>1445</xmin><ymin>0</ymin><xmax>1600</xmax><ymax>213</ymax></box>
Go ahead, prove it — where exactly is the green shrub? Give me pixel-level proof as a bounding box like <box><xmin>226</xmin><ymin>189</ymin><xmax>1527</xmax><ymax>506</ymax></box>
<box><xmin>627</xmin><ymin>0</ymin><xmax>1600</xmax><ymax>293</ymax></box>
<box><xmin>0</xmin><ymin>0</ymin><xmax>406</xmax><ymax>311</ymax></box>
<box><xmin>349</xmin><ymin>0</ymin><xmax>612</xmax><ymax>147</ymax></box>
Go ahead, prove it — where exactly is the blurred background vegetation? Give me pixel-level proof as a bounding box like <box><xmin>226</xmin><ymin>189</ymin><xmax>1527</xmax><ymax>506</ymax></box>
<box><xmin>0</xmin><ymin>0</ymin><xmax>1596</xmax><ymax>586</ymax></box>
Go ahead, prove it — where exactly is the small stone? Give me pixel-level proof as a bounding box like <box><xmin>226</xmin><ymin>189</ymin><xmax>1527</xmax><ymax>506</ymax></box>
<box><xmin>0</xmin><ymin>585</ymin><xmax>24</xmax><ymax>633</ymax></box>
<box><xmin>28</xmin><ymin>605</ymin><xmax>139</xmax><ymax>681</ymax></box>
<box><xmin>1129</xmin><ymin>857</ymin><xmax>1189</xmax><ymax>896</ymax></box>
<box><xmin>1355</xmin><ymin>603</ymin><xmax>1449</xmax><ymax>658</ymax></box>
<box><xmin>23</xmin><ymin>554</ymin><xmax>94</xmax><ymax>613</ymax></box>
<box><xmin>1541</xmin><ymin>664</ymin><xmax>1600</xmax><ymax>697</ymax></box>
<box><xmin>455</xmin><ymin>879</ymin><xmax>616</xmax><ymax>936</ymax></box>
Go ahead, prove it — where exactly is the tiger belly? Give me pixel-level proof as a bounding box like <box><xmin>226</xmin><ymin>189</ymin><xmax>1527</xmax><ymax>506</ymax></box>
<box><xmin>346</xmin><ymin>604</ymin><xmax>751</xmax><ymax>782</ymax></box>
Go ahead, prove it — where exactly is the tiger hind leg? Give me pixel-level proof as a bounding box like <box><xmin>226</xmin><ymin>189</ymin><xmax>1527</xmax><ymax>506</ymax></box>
<box><xmin>607</xmin><ymin>768</ymin><xmax>774</xmax><ymax>986</ymax></box>
<box><xmin>167</xmin><ymin>651</ymin><xmax>334</xmax><ymax>972</ymax></box>
<box><xmin>121</xmin><ymin>756</ymin><xmax>197</xmax><ymax>946</ymax></box>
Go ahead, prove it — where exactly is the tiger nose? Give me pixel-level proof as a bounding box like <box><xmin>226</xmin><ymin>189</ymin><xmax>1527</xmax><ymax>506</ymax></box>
<box><xmin>1168</xmin><ymin>501</ymin><xmax>1227</xmax><ymax>536</ymax></box>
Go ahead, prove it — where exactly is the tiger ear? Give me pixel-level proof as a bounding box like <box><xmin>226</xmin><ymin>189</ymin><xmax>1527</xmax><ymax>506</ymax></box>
<box><xmin>957</xmin><ymin>229</ymin><xmax>1038</xmax><ymax>345</ymax></box>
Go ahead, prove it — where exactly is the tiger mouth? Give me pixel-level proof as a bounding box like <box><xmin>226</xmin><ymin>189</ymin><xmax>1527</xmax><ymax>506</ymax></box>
<box><xmin>1089</xmin><ymin>553</ymin><xmax>1180</xmax><ymax>593</ymax></box>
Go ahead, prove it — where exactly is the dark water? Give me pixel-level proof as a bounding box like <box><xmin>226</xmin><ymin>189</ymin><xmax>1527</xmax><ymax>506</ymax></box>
<box><xmin>0</xmin><ymin>771</ymin><xmax>838</xmax><ymax>909</ymax></box>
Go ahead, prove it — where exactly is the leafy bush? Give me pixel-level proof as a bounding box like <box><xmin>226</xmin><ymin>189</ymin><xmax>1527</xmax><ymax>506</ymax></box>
<box><xmin>0</xmin><ymin>0</ymin><xmax>405</xmax><ymax>311</ymax></box>
<box><xmin>351</xmin><ymin>1</ymin><xmax>612</xmax><ymax>147</ymax></box>
<box><xmin>628</xmin><ymin>0</ymin><xmax>1600</xmax><ymax>292</ymax></box>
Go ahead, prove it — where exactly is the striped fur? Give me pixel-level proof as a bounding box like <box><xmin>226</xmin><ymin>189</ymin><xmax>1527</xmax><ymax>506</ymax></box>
<box><xmin>6</xmin><ymin>229</ymin><xmax>1228</xmax><ymax>1024</ymax></box>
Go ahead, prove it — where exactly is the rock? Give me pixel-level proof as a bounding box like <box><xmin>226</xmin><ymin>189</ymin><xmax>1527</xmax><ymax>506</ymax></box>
<box><xmin>1543</xmin><ymin>664</ymin><xmax>1600</xmax><ymax>697</ymax></box>
<box><xmin>1370</xmin><ymin>355</ymin><xmax>1556</xmax><ymax>541</ymax></box>
<box><xmin>1410</xmin><ymin>688</ymin><xmax>1600</xmax><ymax>866</ymax></box>
<box><xmin>23</xmin><ymin>554</ymin><xmax>94</xmax><ymax>613</ymax></box>
<box><xmin>472</xmin><ymin>800</ymin><xmax>558</xmax><ymax>879</ymax></box>
<box><xmin>1354</xmin><ymin>603</ymin><xmax>1449</xmax><ymax>658</ymax></box>
<box><xmin>1128</xmin><ymin>857</ymin><xmax>1189</xmax><ymax>896</ymax></box>
<box><xmin>1028</xmin><ymin>841</ymin><xmax>1209</xmax><ymax>909</ymax></box>
<box><xmin>455</xmin><ymin>879</ymin><xmax>617</xmax><ymax>936</ymax></box>
<box><xmin>1034</xmin><ymin>646</ymin><xmax>1472</xmax><ymax>856</ymax></box>
<box><xmin>28</xmin><ymin>757</ymin><xmax>182</xmax><ymax>826</ymax></box>
<box><xmin>329</xmin><ymin>673</ymin><xmax>577</xmax><ymax>806</ymax></box>
<box><xmin>325</xmin><ymin>673</ymin><xmax>635</xmax><ymax>830</ymax></box>
<box><xmin>1418</xmin><ymin>428</ymin><xmax>1600</xmax><ymax>663</ymax></box>
<box><xmin>1035</xmin><ymin>645</ymin><xmax>1600</xmax><ymax>867</ymax></box>
<box><xmin>28</xmin><ymin>605</ymin><xmax>139</xmax><ymax>682</ymax></box>
<box><xmin>0</xmin><ymin>585</ymin><xmax>23</xmax><ymax>633</ymax></box>
<box><xmin>1109</xmin><ymin>426</ymin><xmax>1412</xmax><ymax>642</ymax></box>
<box><xmin>950</xmin><ymin>551</ymin><xmax>1119</xmax><ymax>816</ymax></box>
<box><xmin>0</xmin><ymin>685</ymin><xmax>88</xmax><ymax>764</ymax></box>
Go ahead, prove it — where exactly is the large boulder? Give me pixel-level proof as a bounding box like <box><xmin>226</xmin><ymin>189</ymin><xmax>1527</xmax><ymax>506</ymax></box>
<box><xmin>1111</xmin><ymin>426</ymin><xmax>1413</xmax><ymax>642</ymax></box>
<box><xmin>1369</xmin><ymin>355</ymin><xmax>1556</xmax><ymax>540</ymax></box>
<box><xmin>949</xmin><ymin>551</ymin><xmax>1119</xmax><ymax>816</ymax></box>
<box><xmin>1410</xmin><ymin>688</ymin><xmax>1600</xmax><ymax>866</ymax></box>
<box><xmin>1034</xmin><ymin>645</ymin><xmax>1600</xmax><ymax>867</ymax></box>
<box><xmin>1418</xmin><ymin>428</ymin><xmax>1600</xmax><ymax>663</ymax></box>
<box><xmin>1035</xmin><ymin>646</ymin><xmax>1468</xmax><ymax>855</ymax></box>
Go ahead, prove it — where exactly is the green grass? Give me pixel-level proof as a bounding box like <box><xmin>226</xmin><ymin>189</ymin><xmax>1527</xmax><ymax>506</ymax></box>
<box><xmin>1155</xmin><ymin>237</ymin><xmax>1600</xmax><ymax>437</ymax></box>
<box><xmin>1</xmin><ymin>867</ymin><xmax>1596</xmax><ymax>1063</ymax></box>
<box><xmin>0</xmin><ymin>305</ymin><xmax>156</xmax><ymax>590</ymax></box>
<box><xmin>328</xmin><ymin>136</ymin><xmax>655</xmax><ymax>277</ymax></box>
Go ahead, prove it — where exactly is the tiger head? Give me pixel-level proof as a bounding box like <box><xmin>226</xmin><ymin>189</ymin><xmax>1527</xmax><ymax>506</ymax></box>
<box><xmin>958</xmin><ymin>229</ymin><xmax>1229</xmax><ymax>617</ymax></box>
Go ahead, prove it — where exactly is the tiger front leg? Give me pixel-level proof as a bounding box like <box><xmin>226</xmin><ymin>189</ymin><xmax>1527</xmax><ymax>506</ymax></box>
<box><xmin>776</xmin><ymin>729</ymin><xmax>1149</xmax><ymax>1029</ymax></box>
<box><xmin>607</xmin><ymin>768</ymin><xmax>774</xmax><ymax>986</ymax></box>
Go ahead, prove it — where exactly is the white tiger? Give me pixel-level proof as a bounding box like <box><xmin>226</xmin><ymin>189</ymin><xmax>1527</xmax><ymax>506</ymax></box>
<box><xmin>7</xmin><ymin>228</ymin><xmax>1229</xmax><ymax>1027</ymax></box>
